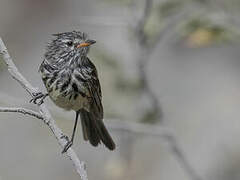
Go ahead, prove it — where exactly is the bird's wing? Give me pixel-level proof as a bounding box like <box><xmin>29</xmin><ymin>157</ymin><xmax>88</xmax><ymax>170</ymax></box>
<box><xmin>39</xmin><ymin>59</ymin><xmax>58</xmax><ymax>73</ymax></box>
<box><xmin>78</xmin><ymin>57</ymin><xmax>103</xmax><ymax>120</ymax></box>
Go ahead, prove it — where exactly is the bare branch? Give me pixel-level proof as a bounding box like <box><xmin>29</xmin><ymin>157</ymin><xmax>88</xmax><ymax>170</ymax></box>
<box><xmin>0</xmin><ymin>38</ymin><xmax>88</xmax><ymax>180</ymax></box>
<box><xmin>107</xmin><ymin>120</ymin><xmax>203</xmax><ymax>180</ymax></box>
<box><xmin>136</xmin><ymin>0</ymin><xmax>153</xmax><ymax>45</ymax></box>
<box><xmin>0</xmin><ymin>107</ymin><xmax>43</xmax><ymax>120</ymax></box>
<box><xmin>134</xmin><ymin>0</ymin><xmax>163</xmax><ymax>121</ymax></box>
<box><xmin>107</xmin><ymin>119</ymin><xmax>173</xmax><ymax>137</ymax></box>
<box><xmin>166</xmin><ymin>136</ymin><xmax>203</xmax><ymax>180</ymax></box>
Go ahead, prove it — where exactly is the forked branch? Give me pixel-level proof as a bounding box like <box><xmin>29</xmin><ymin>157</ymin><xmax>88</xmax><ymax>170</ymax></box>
<box><xmin>0</xmin><ymin>38</ymin><xmax>88</xmax><ymax>180</ymax></box>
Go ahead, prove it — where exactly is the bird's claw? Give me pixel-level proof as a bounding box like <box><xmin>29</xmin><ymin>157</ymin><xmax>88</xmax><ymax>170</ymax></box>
<box><xmin>62</xmin><ymin>140</ymin><xmax>73</xmax><ymax>154</ymax></box>
<box><xmin>60</xmin><ymin>134</ymin><xmax>69</xmax><ymax>141</ymax></box>
<box><xmin>60</xmin><ymin>134</ymin><xmax>73</xmax><ymax>153</ymax></box>
<box><xmin>30</xmin><ymin>92</ymin><xmax>48</xmax><ymax>105</ymax></box>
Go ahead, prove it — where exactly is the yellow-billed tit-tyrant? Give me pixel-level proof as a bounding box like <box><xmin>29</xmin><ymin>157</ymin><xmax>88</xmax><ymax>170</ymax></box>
<box><xmin>31</xmin><ymin>31</ymin><xmax>115</xmax><ymax>153</ymax></box>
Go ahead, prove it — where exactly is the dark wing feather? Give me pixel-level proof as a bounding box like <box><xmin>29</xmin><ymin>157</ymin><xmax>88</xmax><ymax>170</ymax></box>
<box><xmin>79</xmin><ymin>57</ymin><xmax>103</xmax><ymax>120</ymax></box>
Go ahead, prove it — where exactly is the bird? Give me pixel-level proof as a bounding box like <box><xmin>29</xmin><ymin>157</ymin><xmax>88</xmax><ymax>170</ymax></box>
<box><xmin>31</xmin><ymin>31</ymin><xmax>115</xmax><ymax>153</ymax></box>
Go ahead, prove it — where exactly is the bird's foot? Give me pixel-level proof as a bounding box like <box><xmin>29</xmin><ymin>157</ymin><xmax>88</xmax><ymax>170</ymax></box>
<box><xmin>30</xmin><ymin>92</ymin><xmax>48</xmax><ymax>105</ymax></box>
<box><xmin>60</xmin><ymin>134</ymin><xmax>69</xmax><ymax>141</ymax></box>
<box><xmin>60</xmin><ymin>134</ymin><xmax>73</xmax><ymax>153</ymax></box>
<box><xmin>62</xmin><ymin>140</ymin><xmax>73</xmax><ymax>154</ymax></box>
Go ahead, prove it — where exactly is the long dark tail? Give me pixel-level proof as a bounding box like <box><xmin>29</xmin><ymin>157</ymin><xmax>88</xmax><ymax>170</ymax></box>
<box><xmin>80</xmin><ymin>109</ymin><xmax>115</xmax><ymax>150</ymax></box>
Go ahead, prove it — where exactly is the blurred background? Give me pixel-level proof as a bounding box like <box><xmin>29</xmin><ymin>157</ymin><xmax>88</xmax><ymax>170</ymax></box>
<box><xmin>1</xmin><ymin>0</ymin><xmax>240</xmax><ymax>179</ymax></box>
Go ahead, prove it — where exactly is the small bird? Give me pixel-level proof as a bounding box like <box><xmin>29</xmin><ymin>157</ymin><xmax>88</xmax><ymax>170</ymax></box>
<box><xmin>32</xmin><ymin>31</ymin><xmax>115</xmax><ymax>153</ymax></box>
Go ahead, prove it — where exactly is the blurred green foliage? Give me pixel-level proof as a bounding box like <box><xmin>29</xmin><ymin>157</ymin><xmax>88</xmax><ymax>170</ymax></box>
<box><xmin>141</xmin><ymin>110</ymin><xmax>160</xmax><ymax>124</ymax></box>
<box><xmin>143</xmin><ymin>6</ymin><xmax>162</xmax><ymax>44</ymax></box>
<box><xmin>147</xmin><ymin>0</ymin><xmax>240</xmax><ymax>47</ymax></box>
<box><xmin>115</xmin><ymin>76</ymin><xmax>142</xmax><ymax>93</ymax></box>
<box><xmin>181</xmin><ymin>17</ymin><xmax>240</xmax><ymax>47</ymax></box>
<box><xmin>158</xmin><ymin>0</ymin><xmax>182</xmax><ymax>17</ymax></box>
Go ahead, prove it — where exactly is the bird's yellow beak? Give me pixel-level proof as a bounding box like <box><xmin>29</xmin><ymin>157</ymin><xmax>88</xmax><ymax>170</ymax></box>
<box><xmin>77</xmin><ymin>40</ymin><xmax>96</xmax><ymax>48</ymax></box>
<box><xmin>77</xmin><ymin>43</ymin><xmax>90</xmax><ymax>48</ymax></box>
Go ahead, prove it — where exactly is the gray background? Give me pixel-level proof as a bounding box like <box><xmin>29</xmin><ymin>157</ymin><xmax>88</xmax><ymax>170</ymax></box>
<box><xmin>1</xmin><ymin>0</ymin><xmax>240</xmax><ymax>180</ymax></box>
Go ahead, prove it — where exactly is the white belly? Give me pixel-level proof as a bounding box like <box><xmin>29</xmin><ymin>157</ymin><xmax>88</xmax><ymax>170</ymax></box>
<box><xmin>49</xmin><ymin>88</ymin><xmax>90</xmax><ymax>111</ymax></box>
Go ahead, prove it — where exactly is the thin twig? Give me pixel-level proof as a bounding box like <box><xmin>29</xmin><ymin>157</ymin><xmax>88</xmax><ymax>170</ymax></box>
<box><xmin>135</xmin><ymin>0</ymin><xmax>162</xmax><ymax>121</ymax></box>
<box><xmin>0</xmin><ymin>107</ymin><xmax>43</xmax><ymax>120</ymax></box>
<box><xmin>0</xmin><ymin>38</ymin><xmax>88</xmax><ymax>180</ymax></box>
<box><xmin>109</xmin><ymin>120</ymin><xmax>202</xmax><ymax>180</ymax></box>
<box><xmin>107</xmin><ymin>119</ymin><xmax>173</xmax><ymax>137</ymax></box>
<box><xmin>166</xmin><ymin>136</ymin><xmax>203</xmax><ymax>180</ymax></box>
<box><xmin>108</xmin><ymin>119</ymin><xmax>202</xmax><ymax>180</ymax></box>
<box><xmin>136</xmin><ymin>0</ymin><xmax>153</xmax><ymax>46</ymax></box>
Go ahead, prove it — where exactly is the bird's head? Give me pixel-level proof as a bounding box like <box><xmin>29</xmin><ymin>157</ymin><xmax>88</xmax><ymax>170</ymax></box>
<box><xmin>45</xmin><ymin>31</ymin><xmax>96</xmax><ymax>64</ymax></box>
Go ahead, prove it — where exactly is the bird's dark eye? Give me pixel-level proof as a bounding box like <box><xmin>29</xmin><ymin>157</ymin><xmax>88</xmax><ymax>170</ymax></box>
<box><xmin>66</xmin><ymin>41</ymin><xmax>73</xmax><ymax>46</ymax></box>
